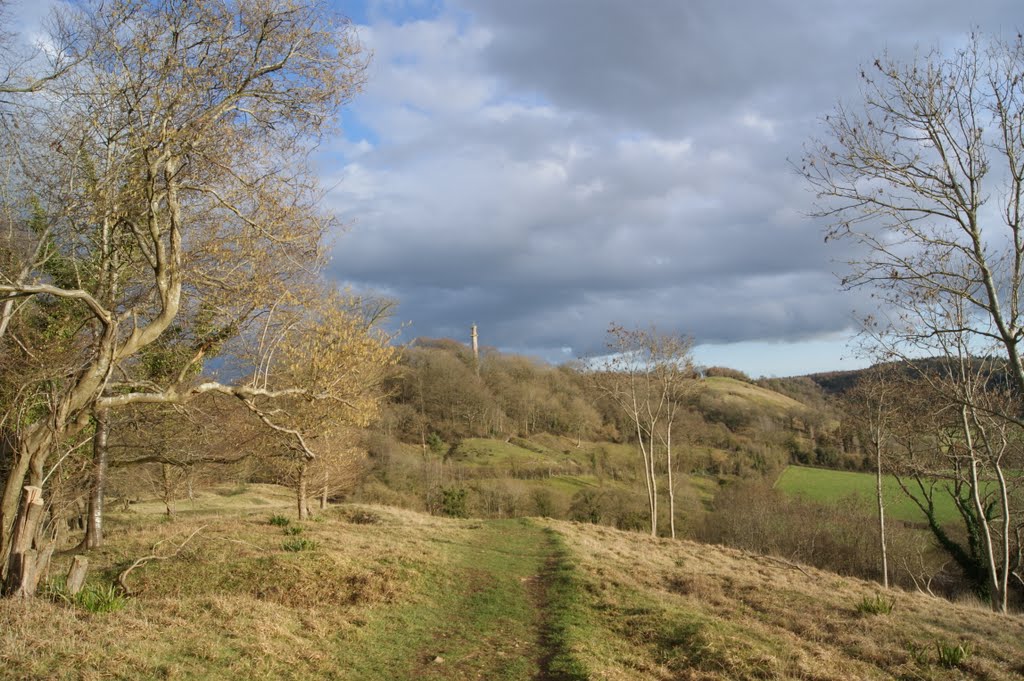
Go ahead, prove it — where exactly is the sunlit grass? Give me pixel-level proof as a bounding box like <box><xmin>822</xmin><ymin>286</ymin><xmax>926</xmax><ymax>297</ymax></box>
<box><xmin>548</xmin><ymin>518</ymin><xmax>1024</xmax><ymax>679</ymax></box>
<box><xmin>776</xmin><ymin>465</ymin><xmax>962</xmax><ymax>525</ymax></box>
<box><xmin>704</xmin><ymin>376</ymin><xmax>806</xmax><ymax>411</ymax></box>
<box><xmin>7</xmin><ymin>486</ymin><xmax>1023</xmax><ymax>680</ymax></box>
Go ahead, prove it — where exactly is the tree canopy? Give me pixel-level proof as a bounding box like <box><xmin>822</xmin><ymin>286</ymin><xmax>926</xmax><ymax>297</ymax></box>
<box><xmin>0</xmin><ymin>0</ymin><xmax>388</xmax><ymax>593</ymax></box>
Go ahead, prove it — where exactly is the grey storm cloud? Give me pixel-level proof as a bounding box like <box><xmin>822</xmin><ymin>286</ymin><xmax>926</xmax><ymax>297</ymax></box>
<box><xmin>324</xmin><ymin>0</ymin><xmax>1023</xmax><ymax>362</ymax></box>
<box><xmin>455</xmin><ymin>0</ymin><xmax>1019</xmax><ymax>129</ymax></box>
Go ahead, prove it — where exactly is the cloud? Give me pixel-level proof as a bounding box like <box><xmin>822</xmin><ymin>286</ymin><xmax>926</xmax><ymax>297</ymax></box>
<box><xmin>324</xmin><ymin>0</ymin><xmax>1018</xmax><ymax>365</ymax></box>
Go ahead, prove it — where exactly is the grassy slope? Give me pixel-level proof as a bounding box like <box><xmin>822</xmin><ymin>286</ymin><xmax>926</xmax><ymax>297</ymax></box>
<box><xmin>442</xmin><ymin>436</ymin><xmax>715</xmax><ymax>518</ymax></box>
<box><xmin>2</xmin><ymin>488</ymin><xmax>573</xmax><ymax>681</ymax></box>
<box><xmin>703</xmin><ymin>376</ymin><xmax>806</xmax><ymax>412</ymax></box>
<box><xmin>776</xmin><ymin>465</ymin><xmax>962</xmax><ymax>525</ymax></box>
<box><xmin>451</xmin><ymin>436</ymin><xmax>632</xmax><ymax>471</ymax></box>
<box><xmin>555</xmin><ymin>520</ymin><xmax>1024</xmax><ymax>680</ymax></box>
<box><xmin>400</xmin><ymin>377</ymin><xmax>809</xmax><ymax>517</ymax></box>
<box><xmin>4</xmin><ymin>487</ymin><xmax>1024</xmax><ymax>680</ymax></box>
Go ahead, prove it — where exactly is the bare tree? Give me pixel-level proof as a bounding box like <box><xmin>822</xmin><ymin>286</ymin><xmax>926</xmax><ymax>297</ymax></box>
<box><xmin>0</xmin><ymin>0</ymin><xmax>81</xmax><ymax>97</ymax></box>
<box><xmin>593</xmin><ymin>324</ymin><xmax>696</xmax><ymax>538</ymax></box>
<box><xmin>0</xmin><ymin>0</ymin><xmax>368</xmax><ymax>593</ymax></box>
<box><xmin>804</xmin><ymin>33</ymin><xmax>1024</xmax><ymax>610</ymax></box>
<box><xmin>803</xmin><ymin>33</ymin><xmax>1024</xmax><ymax>398</ymax></box>
<box><xmin>843</xmin><ymin>365</ymin><xmax>907</xmax><ymax>589</ymax></box>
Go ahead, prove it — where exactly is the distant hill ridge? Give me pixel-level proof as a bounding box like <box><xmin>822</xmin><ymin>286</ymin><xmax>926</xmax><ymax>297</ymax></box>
<box><xmin>793</xmin><ymin>356</ymin><xmax>1017</xmax><ymax>397</ymax></box>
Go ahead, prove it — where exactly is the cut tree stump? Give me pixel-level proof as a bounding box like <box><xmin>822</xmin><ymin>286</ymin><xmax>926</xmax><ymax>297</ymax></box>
<box><xmin>66</xmin><ymin>555</ymin><xmax>89</xmax><ymax>595</ymax></box>
<box><xmin>3</xmin><ymin>486</ymin><xmax>51</xmax><ymax>598</ymax></box>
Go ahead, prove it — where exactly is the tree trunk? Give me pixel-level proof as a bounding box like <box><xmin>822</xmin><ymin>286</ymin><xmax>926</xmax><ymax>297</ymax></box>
<box><xmin>320</xmin><ymin>468</ymin><xmax>329</xmax><ymax>510</ymax></box>
<box><xmin>0</xmin><ymin>452</ymin><xmax>33</xmax><ymax>577</ymax></box>
<box><xmin>161</xmin><ymin>464</ymin><xmax>176</xmax><ymax>516</ymax></box>
<box><xmin>649</xmin><ymin>442</ymin><xmax>658</xmax><ymax>536</ymax></box>
<box><xmin>635</xmin><ymin>424</ymin><xmax>656</xmax><ymax>536</ymax></box>
<box><xmin>994</xmin><ymin>463</ymin><xmax>1011</xmax><ymax>614</ymax></box>
<box><xmin>84</xmin><ymin>408</ymin><xmax>109</xmax><ymax>549</ymax></box>
<box><xmin>297</xmin><ymin>462</ymin><xmax>309</xmax><ymax>520</ymax></box>
<box><xmin>873</xmin><ymin>432</ymin><xmax>888</xmax><ymax>589</ymax></box>
<box><xmin>2</xmin><ymin>486</ymin><xmax>49</xmax><ymax>597</ymax></box>
<box><xmin>666</xmin><ymin>426</ymin><xmax>676</xmax><ymax>540</ymax></box>
<box><xmin>1</xmin><ymin>427</ymin><xmax>53</xmax><ymax>582</ymax></box>
<box><xmin>962</xmin><ymin>407</ymin><xmax>1004</xmax><ymax>612</ymax></box>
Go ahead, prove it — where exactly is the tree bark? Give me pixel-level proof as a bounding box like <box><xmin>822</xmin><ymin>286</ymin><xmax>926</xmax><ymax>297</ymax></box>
<box><xmin>962</xmin><ymin>407</ymin><xmax>1004</xmax><ymax>612</ymax></box>
<box><xmin>66</xmin><ymin>555</ymin><xmax>89</xmax><ymax>596</ymax></box>
<box><xmin>646</xmin><ymin>430</ymin><xmax>658</xmax><ymax>537</ymax></box>
<box><xmin>161</xmin><ymin>464</ymin><xmax>176</xmax><ymax>516</ymax></box>
<box><xmin>874</xmin><ymin>431</ymin><xmax>888</xmax><ymax>589</ymax></box>
<box><xmin>635</xmin><ymin>420</ymin><xmax>656</xmax><ymax>536</ymax></box>
<box><xmin>297</xmin><ymin>462</ymin><xmax>309</xmax><ymax>520</ymax></box>
<box><xmin>666</xmin><ymin>426</ymin><xmax>676</xmax><ymax>540</ymax></box>
<box><xmin>995</xmin><ymin>463</ymin><xmax>1011</xmax><ymax>614</ymax></box>
<box><xmin>2</xmin><ymin>486</ymin><xmax>48</xmax><ymax>597</ymax></box>
<box><xmin>0</xmin><ymin>429</ymin><xmax>52</xmax><ymax>583</ymax></box>
<box><xmin>84</xmin><ymin>408</ymin><xmax>109</xmax><ymax>549</ymax></box>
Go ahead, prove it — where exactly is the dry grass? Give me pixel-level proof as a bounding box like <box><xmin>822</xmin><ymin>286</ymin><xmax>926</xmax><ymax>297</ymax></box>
<box><xmin>5</xmin><ymin>487</ymin><xmax>1024</xmax><ymax>680</ymax></box>
<box><xmin>704</xmin><ymin>376</ymin><xmax>805</xmax><ymax>412</ymax></box>
<box><xmin>546</xmin><ymin>519</ymin><xmax>1024</xmax><ymax>680</ymax></box>
<box><xmin>1</xmin><ymin>496</ymin><xmax>495</xmax><ymax>680</ymax></box>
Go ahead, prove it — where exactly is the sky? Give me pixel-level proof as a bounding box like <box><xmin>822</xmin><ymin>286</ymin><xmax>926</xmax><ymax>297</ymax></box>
<box><xmin>6</xmin><ymin>0</ymin><xmax>1022</xmax><ymax>377</ymax></box>
<box><xmin>316</xmin><ymin>0</ymin><xmax>1024</xmax><ymax>377</ymax></box>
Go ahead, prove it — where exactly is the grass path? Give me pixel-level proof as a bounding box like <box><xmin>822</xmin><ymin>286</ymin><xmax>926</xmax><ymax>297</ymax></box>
<box><xmin>332</xmin><ymin>518</ymin><xmax>582</xmax><ymax>680</ymax></box>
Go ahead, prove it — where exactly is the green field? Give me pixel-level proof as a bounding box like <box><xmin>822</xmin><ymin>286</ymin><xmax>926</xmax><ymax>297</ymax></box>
<box><xmin>775</xmin><ymin>465</ymin><xmax>962</xmax><ymax>525</ymax></box>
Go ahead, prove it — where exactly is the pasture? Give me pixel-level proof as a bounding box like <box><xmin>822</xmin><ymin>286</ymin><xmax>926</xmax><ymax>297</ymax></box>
<box><xmin>775</xmin><ymin>465</ymin><xmax>963</xmax><ymax>525</ymax></box>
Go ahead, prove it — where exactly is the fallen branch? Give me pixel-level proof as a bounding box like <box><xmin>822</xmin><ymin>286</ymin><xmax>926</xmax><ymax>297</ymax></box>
<box><xmin>743</xmin><ymin>551</ymin><xmax>813</xmax><ymax>579</ymax></box>
<box><xmin>117</xmin><ymin>525</ymin><xmax>206</xmax><ymax>594</ymax></box>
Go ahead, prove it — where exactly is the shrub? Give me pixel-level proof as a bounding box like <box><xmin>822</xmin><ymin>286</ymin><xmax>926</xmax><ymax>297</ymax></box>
<box><xmin>269</xmin><ymin>514</ymin><xmax>290</xmax><ymax>527</ymax></box>
<box><xmin>567</xmin><ymin>488</ymin><xmax>649</xmax><ymax>531</ymax></box>
<box><xmin>568</xmin><ymin>489</ymin><xmax>602</xmax><ymax>524</ymax></box>
<box><xmin>704</xmin><ymin>366</ymin><xmax>753</xmax><ymax>383</ymax></box>
<box><xmin>355</xmin><ymin>480</ymin><xmax>425</xmax><ymax>511</ymax></box>
<box><xmin>468</xmin><ymin>481</ymin><xmax>524</xmax><ymax>518</ymax></box>
<box><xmin>697</xmin><ymin>480</ymin><xmax>949</xmax><ymax>592</ymax></box>
<box><xmin>283</xmin><ymin>538</ymin><xmax>318</xmax><ymax>552</ymax></box>
<box><xmin>531</xmin><ymin>488</ymin><xmax>556</xmax><ymax>517</ymax></box>
<box><xmin>343</xmin><ymin>509</ymin><xmax>382</xmax><ymax>525</ymax></box>
<box><xmin>426</xmin><ymin>432</ymin><xmax>445</xmax><ymax>455</ymax></box>
<box><xmin>440</xmin><ymin>487</ymin><xmax>468</xmax><ymax>518</ymax></box>
<box><xmin>855</xmin><ymin>593</ymin><xmax>895</xmax><ymax>615</ymax></box>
